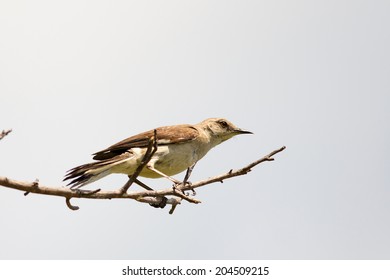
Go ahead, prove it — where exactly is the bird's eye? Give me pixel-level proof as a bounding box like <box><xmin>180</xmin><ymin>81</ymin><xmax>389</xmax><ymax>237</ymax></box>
<box><xmin>218</xmin><ymin>120</ymin><xmax>229</xmax><ymax>128</ymax></box>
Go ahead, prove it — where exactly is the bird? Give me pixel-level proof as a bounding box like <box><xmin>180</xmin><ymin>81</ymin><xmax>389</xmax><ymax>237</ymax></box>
<box><xmin>64</xmin><ymin>118</ymin><xmax>252</xmax><ymax>190</ymax></box>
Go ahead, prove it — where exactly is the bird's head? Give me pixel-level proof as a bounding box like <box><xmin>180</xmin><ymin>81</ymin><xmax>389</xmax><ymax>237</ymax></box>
<box><xmin>200</xmin><ymin>118</ymin><xmax>252</xmax><ymax>143</ymax></box>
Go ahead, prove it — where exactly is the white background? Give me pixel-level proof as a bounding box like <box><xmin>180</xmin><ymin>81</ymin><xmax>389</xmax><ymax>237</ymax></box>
<box><xmin>1</xmin><ymin>0</ymin><xmax>389</xmax><ymax>259</ymax></box>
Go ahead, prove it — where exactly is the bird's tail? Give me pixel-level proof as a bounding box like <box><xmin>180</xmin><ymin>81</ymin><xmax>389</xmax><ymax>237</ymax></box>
<box><xmin>64</xmin><ymin>155</ymin><xmax>130</xmax><ymax>189</ymax></box>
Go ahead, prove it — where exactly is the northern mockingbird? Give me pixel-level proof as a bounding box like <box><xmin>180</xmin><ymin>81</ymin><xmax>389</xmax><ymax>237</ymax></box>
<box><xmin>64</xmin><ymin>118</ymin><xmax>252</xmax><ymax>189</ymax></box>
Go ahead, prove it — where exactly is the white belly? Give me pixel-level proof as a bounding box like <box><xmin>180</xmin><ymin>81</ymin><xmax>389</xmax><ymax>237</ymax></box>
<box><xmin>112</xmin><ymin>141</ymin><xmax>212</xmax><ymax>179</ymax></box>
<box><xmin>140</xmin><ymin>143</ymin><xmax>200</xmax><ymax>178</ymax></box>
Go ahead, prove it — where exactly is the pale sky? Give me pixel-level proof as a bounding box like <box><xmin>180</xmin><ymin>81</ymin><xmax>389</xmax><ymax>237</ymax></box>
<box><xmin>0</xmin><ymin>0</ymin><xmax>389</xmax><ymax>259</ymax></box>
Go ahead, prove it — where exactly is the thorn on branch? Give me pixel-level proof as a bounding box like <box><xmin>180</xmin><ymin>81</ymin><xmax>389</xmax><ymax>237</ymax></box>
<box><xmin>24</xmin><ymin>179</ymin><xmax>39</xmax><ymax>196</ymax></box>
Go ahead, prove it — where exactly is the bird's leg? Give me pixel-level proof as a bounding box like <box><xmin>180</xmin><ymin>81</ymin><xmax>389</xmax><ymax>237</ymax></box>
<box><xmin>182</xmin><ymin>162</ymin><xmax>195</xmax><ymax>185</ymax></box>
<box><xmin>121</xmin><ymin>176</ymin><xmax>154</xmax><ymax>193</ymax></box>
<box><xmin>183</xmin><ymin>162</ymin><xmax>196</xmax><ymax>196</ymax></box>
<box><xmin>146</xmin><ymin>164</ymin><xmax>187</xmax><ymax>195</ymax></box>
<box><xmin>146</xmin><ymin>164</ymin><xmax>181</xmax><ymax>185</ymax></box>
<box><xmin>134</xmin><ymin>178</ymin><xmax>154</xmax><ymax>191</ymax></box>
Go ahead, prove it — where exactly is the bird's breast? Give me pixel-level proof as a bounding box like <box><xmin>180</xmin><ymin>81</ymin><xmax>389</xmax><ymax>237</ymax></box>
<box><xmin>139</xmin><ymin>141</ymin><xmax>209</xmax><ymax>178</ymax></box>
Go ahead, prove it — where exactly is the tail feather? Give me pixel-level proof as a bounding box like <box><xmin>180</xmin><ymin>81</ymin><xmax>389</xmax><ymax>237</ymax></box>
<box><xmin>64</xmin><ymin>153</ymin><xmax>131</xmax><ymax>189</ymax></box>
<box><xmin>64</xmin><ymin>162</ymin><xmax>105</xmax><ymax>189</ymax></box>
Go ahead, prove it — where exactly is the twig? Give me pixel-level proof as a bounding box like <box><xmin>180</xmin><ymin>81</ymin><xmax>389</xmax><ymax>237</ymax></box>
<box><xmin>66</xmin><ymin>197</ymin><xmax>79</xmax><ymax>210</ymax></box>
<box><xmin>120</xmin><ymin>129</ymin><xmax>158</xmax><ymax>194</ymax></box>
<box><xmin>0</xmin><ymin>129</ymin><xmax>12</xmax><ymax>141</ymax></box>
<box><xmin>0</xmin><ymin>146</ymin><xmax>286</xmax><ymax>213</ymax></box>
<box><xmin>179</xmin><ymin>146</ymin><xmax>287</xmax><ymax>191</ymax></box>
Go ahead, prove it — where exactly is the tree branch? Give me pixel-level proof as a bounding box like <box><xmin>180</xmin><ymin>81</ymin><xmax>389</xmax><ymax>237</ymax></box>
<box><xmin>120</xmin><ymin>129</ymin><xmax>158</xmax><ymax>194</ymax></box>
<box><xmin>0</xmin><ymin>146</ymin><xmax>286</xmax><ymax>214</ymax></box>
<box><xmin>0</xmin><ymin>129</ymin><xmax>12</xmax><ymax>141</ymax></box>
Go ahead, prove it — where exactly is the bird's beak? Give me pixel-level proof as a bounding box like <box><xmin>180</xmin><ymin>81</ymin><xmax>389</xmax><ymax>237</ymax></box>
<box><xmin>234</xmin><ymin>129</ymin><xmax>253</xmax><ymax>135</ymax></box>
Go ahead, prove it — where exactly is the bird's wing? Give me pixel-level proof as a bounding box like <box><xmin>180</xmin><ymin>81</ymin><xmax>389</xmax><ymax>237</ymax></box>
<box><xmin>92</xmin><ymin>124</ymin><xmax>199</xmax><ymax>160</ymax></box>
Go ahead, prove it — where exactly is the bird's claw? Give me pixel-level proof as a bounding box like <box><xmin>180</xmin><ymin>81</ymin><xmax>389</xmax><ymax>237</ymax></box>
<box><xmin>172</xmin><ymin>181</ymin><xmax>196</xmax><ymax>196</ymax></box>
<box><xmin>188</xmin><ymin>188</ymin><xmax>196</xmax><ymax>196</ymax></box>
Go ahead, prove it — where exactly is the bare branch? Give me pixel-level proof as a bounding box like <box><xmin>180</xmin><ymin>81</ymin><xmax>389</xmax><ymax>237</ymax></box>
<box><xmin>0</xmin><ymin>146</ymin><xmax>286</xmax><ymax>214</ymax></box>
<box><xmin>66</xmin><ymin>197</ymin><xmax>79</xmax><ymax>211</ymax></box>
<box><xmin>0</xmin><ymin>129</ymin><xmax>12</xmax><ymax>141</ymax></box>
<box><xmin>179</xmin><ymin>146</ymin><xmax>287</xmax><ymax>191</ymax></box>
<box><xmin>120</xmin><ymin>129</ymin><xmax>158</xmax><ymax>194</ymax></box>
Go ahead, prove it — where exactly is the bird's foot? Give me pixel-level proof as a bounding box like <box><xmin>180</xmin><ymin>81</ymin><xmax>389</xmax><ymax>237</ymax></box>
<box><xmin>172</xmin><ymin>181</ymin><xmax>196</xmax><ymax>196</ymax></box>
